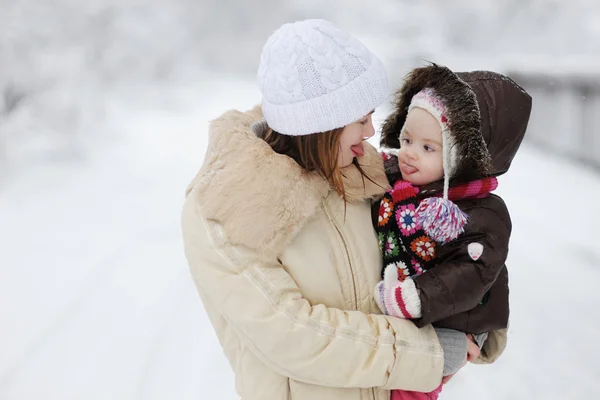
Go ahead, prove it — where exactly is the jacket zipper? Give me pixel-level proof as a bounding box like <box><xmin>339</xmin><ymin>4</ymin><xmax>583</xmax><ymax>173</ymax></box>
<box><xmin>322</xmin><ymin>200</ymin><xmax>376</xmax><ymax>400</ymax></box>
<box><xmin>321</xmin><ymin>201</ymin><xmax>359</xmax><ymax>311</ymax></box>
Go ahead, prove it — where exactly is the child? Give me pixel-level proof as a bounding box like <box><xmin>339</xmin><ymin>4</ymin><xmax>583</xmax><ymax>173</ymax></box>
<box><xmin>372</xmin><ymin>64</ymin><xmax>532</xmax><ymax>399</ymax></box>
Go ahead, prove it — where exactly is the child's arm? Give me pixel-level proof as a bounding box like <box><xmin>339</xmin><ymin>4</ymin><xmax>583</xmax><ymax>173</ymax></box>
<box><xmin>412</xmin><ymin>199</ymin><xmax>511</xmax><ymax>327</ymax></box>
<box><xmin>374</xmin><ymin>200</ymin><xmax>510</xmax><ymax>323</ymax></box>
<box><xmin>374</xmin><ymin>266</ymin><xmax>422</xmax><ymax>319</ymax></box>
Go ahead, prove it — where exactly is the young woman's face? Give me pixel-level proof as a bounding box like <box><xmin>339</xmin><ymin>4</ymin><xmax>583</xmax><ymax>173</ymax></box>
<box><xmin>397</xmin><ymin>108</ymin><xmax>444</xmax><ymax>186</ymax></box>
<box><xmin>338</xmin><ymin>111</ymin><xmax>375</xmax><ymax>167</ymax></box>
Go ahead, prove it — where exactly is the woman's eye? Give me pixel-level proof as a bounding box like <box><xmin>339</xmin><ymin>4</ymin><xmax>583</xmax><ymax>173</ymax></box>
<box><xmin>360</xmin><ymin>120</ymin><xmax>368</xmax><ymax>125</ymax></box>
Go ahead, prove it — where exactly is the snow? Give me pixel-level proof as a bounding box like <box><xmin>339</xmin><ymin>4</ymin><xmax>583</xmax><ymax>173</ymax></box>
<box><xmin>0</xmin><ymin>77</ymin><xmax>257</xmax><ymax>400</ymax></box>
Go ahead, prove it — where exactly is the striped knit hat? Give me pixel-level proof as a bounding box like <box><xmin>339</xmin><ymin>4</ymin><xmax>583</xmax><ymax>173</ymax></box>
<box><xmin>399</xmin><ymin>88</ymin><xmax>468</xmax><ymax>244</ymax></box>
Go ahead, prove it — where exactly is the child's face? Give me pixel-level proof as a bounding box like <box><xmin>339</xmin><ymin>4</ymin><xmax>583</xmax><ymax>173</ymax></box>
<box><xmin>397</xmin><ymin>108</ymin><xmax>444</xmax><ymax>186</ymax></box>
<box><xmin>338</xmin><ymin>111</ymin><xmax>375</xmax><ymax>167</ymax></box>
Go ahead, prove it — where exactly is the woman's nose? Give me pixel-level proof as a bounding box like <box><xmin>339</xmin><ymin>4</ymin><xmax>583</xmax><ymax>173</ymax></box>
<box><xmin>363</xmin><ymin>124</ymin><xmax>375</xmax><ymax>139</ymax></box>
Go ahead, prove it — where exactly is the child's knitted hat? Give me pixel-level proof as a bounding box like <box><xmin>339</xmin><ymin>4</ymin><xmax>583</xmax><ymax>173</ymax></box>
<box><xmin>400</xmin><ymin>88</ymin><xmax>467</xmax><ymax>243</ymax></box>
<box><xmin>401</xmin><ymin>87</ymin><xmax>459</xmax><ymax>200</ymax></box>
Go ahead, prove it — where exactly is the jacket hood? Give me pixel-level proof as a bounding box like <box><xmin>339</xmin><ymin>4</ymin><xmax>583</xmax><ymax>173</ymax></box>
<box><xmin>381</xmin><ymin>64</ymin><xmax>532</xmax><ymax>178</ymax></box>
<box><xmin>457</xmin><ymin>69</ymin><xmax>532</xmax><ymax>176</ymax></box>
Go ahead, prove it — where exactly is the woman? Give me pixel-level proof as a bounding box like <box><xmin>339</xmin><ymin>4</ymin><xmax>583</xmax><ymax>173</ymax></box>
<box><xmin>182</xmin><ymin>19</ymin><xmax>502</xmax><ymax>400</ymax></box>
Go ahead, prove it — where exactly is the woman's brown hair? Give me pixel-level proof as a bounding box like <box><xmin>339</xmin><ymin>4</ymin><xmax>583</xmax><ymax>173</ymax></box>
<box><xmin>263</xmin><ymin>127</ymin><xmax>373</xmax><ymax>203</ymax></box>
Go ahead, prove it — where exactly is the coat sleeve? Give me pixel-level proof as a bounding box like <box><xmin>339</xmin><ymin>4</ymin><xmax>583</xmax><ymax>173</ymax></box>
<box><xmin>182</xmin><ymin>193</ymin><xmax>444</xmax><ymax>392</ymax></box>
<box><xmin>474</xmin><ymin>328</ymin><xmax>508</xmax><ymax>365</ymax></box>
<box><xmin>412</xmin><ymin>200</ymin><xmax>511</xmax><ymax>327</ymax></box>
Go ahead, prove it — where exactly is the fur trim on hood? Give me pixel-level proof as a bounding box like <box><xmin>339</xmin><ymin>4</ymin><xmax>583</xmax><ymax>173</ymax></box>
<box><xmin>381</xmin><ymin>64</ymin><xmax>532</xmax><ymax>179</ymax></box>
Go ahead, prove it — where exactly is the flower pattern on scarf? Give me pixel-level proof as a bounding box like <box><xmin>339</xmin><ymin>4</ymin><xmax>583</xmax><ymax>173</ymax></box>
<box><xmin>378</xmin><ymin>197</ymin><xmax>393</xmax><ymax>227</ymax></box>
<box><xmin>411</xmin><ymin>258</ymin><xmax>426</xmax><ymax>275</ymax></box>
<box><xmin>396</xmin><ymin>204</ymin><xmax>418</xmax><ymax>236</ymax></box>
<box><xmin>381</xmin><ymin>232</ymin><xmax>400</xmax><ymax>258</ymax></box>
<box><xmin>387</xmin><ymin>261</ymin><xmax>410</xmax><ymax>282</ymax></box>
<box><xmin>410</xmin><ymin>236</ymin><xmax>436</xmax><ymax>261</ymax></box>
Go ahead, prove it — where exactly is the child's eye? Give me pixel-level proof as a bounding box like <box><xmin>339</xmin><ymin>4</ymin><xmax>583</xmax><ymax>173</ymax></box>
<box><xmin>424</xmin><ymin>145</ymin><xmax>434</xmax><ymax>152</ymax></box>
<box><xmin>401</xmin><ymin>138</ymin><xmax>411</xmax><ymax>144</ymax></box>
<box><xmin>359</xmin><ymin>119</ymin><xmax>368</xmax><ymax>125</ymax></box>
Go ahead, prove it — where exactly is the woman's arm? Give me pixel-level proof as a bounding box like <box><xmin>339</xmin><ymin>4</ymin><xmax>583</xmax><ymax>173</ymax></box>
<box><xmin>182</xmin><ymin>193</ymin><xmax>444</xmax><ymax>392</ymax></box>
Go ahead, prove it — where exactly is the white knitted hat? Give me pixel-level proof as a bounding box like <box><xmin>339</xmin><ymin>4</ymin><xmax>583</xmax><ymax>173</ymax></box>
<box><xmin>257</xmin><ymin>19</ymin><xmax>389</xmax><ymax>136</ymax></box>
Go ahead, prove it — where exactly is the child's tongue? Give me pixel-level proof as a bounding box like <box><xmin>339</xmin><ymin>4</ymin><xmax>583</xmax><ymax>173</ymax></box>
<box><xmin>400</xmin><ymin>162</ymin><xmax>418</xmax><ymax>175</ymax></box>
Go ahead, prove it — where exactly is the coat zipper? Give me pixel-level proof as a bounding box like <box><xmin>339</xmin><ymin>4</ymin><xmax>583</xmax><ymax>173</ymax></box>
<box><xmin>322</xmin><ymin>200</ymin><xmax>375</xmax><ymax>400</ymax></box>
<box><xmin>321</xmin><ymin>201</ymin><xmax>359</xmax><ymax>311</ymax></box>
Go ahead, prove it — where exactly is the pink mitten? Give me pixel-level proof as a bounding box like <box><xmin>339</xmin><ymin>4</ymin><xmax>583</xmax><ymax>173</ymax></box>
<box><xmin>374</xmin><ymin>265</ymin><xmax>422</xmax><ymax>319</ymax></box>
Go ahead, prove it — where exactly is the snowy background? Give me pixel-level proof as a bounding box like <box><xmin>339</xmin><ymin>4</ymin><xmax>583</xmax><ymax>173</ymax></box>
<box><xmin>2</xmin><ymin>1</ymin><xmax>600</xmax><ymax>399</ymax></box>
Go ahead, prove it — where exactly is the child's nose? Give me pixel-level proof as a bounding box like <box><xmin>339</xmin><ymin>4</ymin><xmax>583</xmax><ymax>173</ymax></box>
<box><xmin>406</xmin><ymin>148</ymin><xmax>417</xmax><ymax>160</ymax></box>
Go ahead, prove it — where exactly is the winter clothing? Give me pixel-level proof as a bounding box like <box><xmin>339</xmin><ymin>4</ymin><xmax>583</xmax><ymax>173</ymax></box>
<box><xmin>374</xmin><ymin>169</ymin><xmax>499</xmax><ymax>400</ymax></box>
<box><xmin>473</xmin><ymin>332</ymin><xmax>489</xmax><ymax>348</ymax></box>
<box><xmin>435</xmin><ymin>328</ymin><xmax>469</xmax><ymax>376</ymax></box>
<box><xmin>257</xmin><ymin>19</ymin><xmax>388</xmax><ymax>135</ymax></box>
<box><xmin>381</xmin><ymin>65</ymin><xmax>530</xmax><ymax>180</ymax></box>
<box><xmin>391</xmin><ymin>383</ymin><xmax>444</xmax><ymax>400</ymax></box>
<box><xmin>182</xmin><ymin>106</ymin><xmax>449</xmax><ymax>400</ymax></box>
<box><xmin>374</xmin><ymin>259</ymin><xmax>482</xmax><ymax>376</ymax></box>
<box><xmin>376</xmin><ymin>62</ymin><xmax>531</xmax><ymax>344</ymax></box>
<box><xmin>375</xmin><ymin>64</ymin><xmax>531</xmax><ymax>336</ymax></box>
<box><xmin>376</xmin><ymin>265</ymin><xmax>423</xmax><ymax>319</ymax></box>
<box><xmin>375</xmin><ymin>64</ymin><xmax>531</xmax><ymax>400</ymax></box>
<box><xmin>182</xmin><ymin>105</ymin><xmax>510</xmax><ymax>399</ymax></box>
<box><xmin>388</xmin><ymin>72</ymin><xmax>492</xmax><ymax>245</ymax></box>
<box><xmin>412</xmin><ymin>188</ymin><xmax>513</xmax><ymax>334</ymax></box>
<box><xmin>374</xmin><ymin>171</ymin><xmax>499</xmax><ymax>320</ymax></box>
<box><xmin>401</xmin><ymin>88</ymin><xmax>460</xmax><ymax>200</ymax></box>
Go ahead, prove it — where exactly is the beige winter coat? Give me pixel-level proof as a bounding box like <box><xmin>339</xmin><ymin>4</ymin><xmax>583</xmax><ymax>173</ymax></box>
<box><xmin>181</xmin><ymin>106</ymin><xmax>506</xmax><ymax>400</ymax></box>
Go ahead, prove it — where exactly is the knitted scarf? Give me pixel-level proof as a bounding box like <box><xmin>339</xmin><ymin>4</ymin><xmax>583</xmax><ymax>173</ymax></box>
<box><xmin>374</xmin><ymin>176</ymin><xmax>498</xmax><ymax>280</ymax></box>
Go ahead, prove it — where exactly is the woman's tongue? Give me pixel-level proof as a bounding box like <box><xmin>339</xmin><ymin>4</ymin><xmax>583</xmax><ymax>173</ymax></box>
<box><xmin>351</xmin><ymin>142</ymin><xmax>364</xmax><ymax>157</ymax></box>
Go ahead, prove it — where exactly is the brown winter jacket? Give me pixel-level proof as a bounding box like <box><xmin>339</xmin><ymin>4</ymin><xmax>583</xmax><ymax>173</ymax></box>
<box><xmin>380</xmin><ymin>65</ymin><xmax>532</xmax><ymax>334</ymax></box>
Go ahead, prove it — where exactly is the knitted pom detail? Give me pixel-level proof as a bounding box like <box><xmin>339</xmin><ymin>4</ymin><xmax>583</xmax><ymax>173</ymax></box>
<box><xmin>415</xmin><ymin>197</ymin><xmax>468</xmax><ymax>244</ymax></box>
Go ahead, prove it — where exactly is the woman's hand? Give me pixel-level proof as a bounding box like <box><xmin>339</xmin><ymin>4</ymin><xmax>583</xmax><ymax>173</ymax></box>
<box><xmin>466</xmin><ymin>333</ymin><xmax>481</xmax><ymax>362</ymax></box>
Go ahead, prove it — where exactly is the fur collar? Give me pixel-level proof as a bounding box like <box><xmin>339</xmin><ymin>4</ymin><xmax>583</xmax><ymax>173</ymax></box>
<box><xmin>185</xmin><ymin>106</ymin><xmax>389</xmax><ymax>258</ymax></box>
